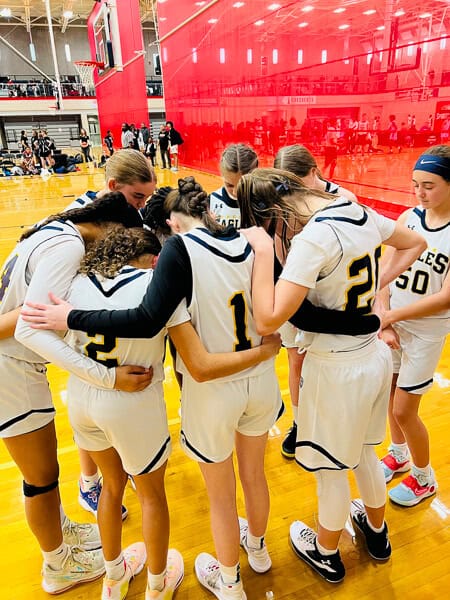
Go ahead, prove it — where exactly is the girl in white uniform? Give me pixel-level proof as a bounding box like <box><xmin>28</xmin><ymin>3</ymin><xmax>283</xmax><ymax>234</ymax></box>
<box><xmin>379</xmin><ymin>146</ymin><xmax>450</xmax><ymax>506</ymax></box>
<box><xmin>273</xmin><ymin>144</ymin><xmax>358</xmax><ymax>459</ymax></box>
<box><xmin>21</xmin><ymin>177</ymin><xmax>283</xmax><ymax>600</ymax></box>
<box><xmin>237</xmin><ymin>168</ymin><xmax>426</xmax><ymax>583</ymax></box>
<box><xmin>65</xmin><ymin>227</ymin><xmax>185</xmax><ymax>600</ymax></box>
<box><xmin>0</xmin><ymin>194</ymin><xmax>150</xmax><ymax>594</ymax></box>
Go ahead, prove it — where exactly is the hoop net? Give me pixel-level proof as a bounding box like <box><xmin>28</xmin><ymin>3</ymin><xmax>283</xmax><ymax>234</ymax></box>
<box><xmin>74</xmin><ymin>61</ymin><xmax>103</xmax><ymax>92</ymax></box>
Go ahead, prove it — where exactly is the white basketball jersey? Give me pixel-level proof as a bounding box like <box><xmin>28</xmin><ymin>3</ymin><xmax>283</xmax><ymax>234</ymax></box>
<box><xmin>177</xmin><ymin>227</ymin><xmax>267</xmax><ymax>381</ymax></box>
<box><xmin>66</xmin><ymin>267</ymin><xmax>167</xmax><ymax>385</ymax></box>
<box><xmin>209</xmin><ymin>187</ymin><xmax>241</xmax><ymax>228</ymax></box>
<box><xmin>283</xmin><ymin>200</ymin><xmax>395</xmax><ymax>353</ymax></box>
<box><xmin>0</xmin><ymin>221</ymin><xmax>83</xmax><ymax>362</ymax></box>
<box><xmin>64</xmin><ymin>190</ymin><xmax>97</xmax><ymax>211</ymax></box>
<box><xmin>390</xmin><ymin>206</ymin><xmax>450</xmax><ymax>339</ymax></box>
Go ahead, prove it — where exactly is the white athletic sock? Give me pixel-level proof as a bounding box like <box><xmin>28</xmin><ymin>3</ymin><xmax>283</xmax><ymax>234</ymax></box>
<box><xmin>43</xmin><ymin>542</ymin><xmax>69</xmax><ymax>570</ymax></box>
<box><xmin>147</xmin><ymin>568</ymin><xmax>166</xmax><ymax>592</ymax></box>
<box><xmin>219</xmin><ymin>561</ymin><xmax>240</xmax><ymax>585</ymax></box>
<box><xmin>105</xmin><ymin>553</ymin><xmax>126</xmax><ymax>581</ymax></box>
<box><xmin>412</xmin><ymin>464</ymin><xmax>432</xmax><ymax>480</ymax></box>
<box><xmin>316</xmin><ymin>540</ymin><xmax>338</xmax><ymax>556</ymax></box>
<box><xmin>80</xmin><ymin>472</ymin><xmax>100</xmax><ymax>492</ymax></box>
<box><xmin>390</xmin><ymin>442</ymin><xmax>409</xmax><ymax>458</ymax></box>
<box><xmin>246</xmin><ymin>530</ymin><xmax>264</xmax><ymax>549</ymax></box>
<box><xmin>60</xmin><ymin>505</ymin><xmax>67</xmax><ymax>527</ymax></box>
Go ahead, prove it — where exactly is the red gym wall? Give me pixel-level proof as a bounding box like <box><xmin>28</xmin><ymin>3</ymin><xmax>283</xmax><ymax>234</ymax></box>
<box><xmin>87</xmin><ymin>0</ymin><xmax>148</xmax><ymax>149</ymax></box>
<box><xmin>157</xmin><ymin>1</ymin><xmax>449</xmax><ymax>174</ymax></box>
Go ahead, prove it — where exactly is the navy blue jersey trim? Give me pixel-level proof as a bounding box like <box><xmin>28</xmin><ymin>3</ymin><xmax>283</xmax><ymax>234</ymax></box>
<box><xmin>88</xmin><ymin>271</ymin><xmax>146</xmax><ymax>297</ymax></box>
<box><xmin>180</xmin><ymin>430</ymin><xmax>213</xmax><ymax>463</ymax></box>
<box><xmin>185</xmin><ymin>232</ymin><xmax>252</xmax><ymax>262</ymax></box>
<box><xmin>276</xmin><ymin>401</ymin><xmax>285</xmax><ymax>421</ymax></box>
<box><xmin>294</xmin><ymin>441</ymin><xmax>349</xmax><ymax>469</ymax></box>
<box><xmin>315</xmin><ymin>212</ymin><xmax>368</xmax><ymax>226</ymax></box>
<box><xmin>294</xmin><ymin>458</ymin><xmax>350</xmax><ymax>471</ymax></box>
<box><xmin>319</xmin><ymin>200</ymin><xmax>352</xmax><ymax>212</ymax></box>
<box><xmin>138</xmin><ymin>436</ymin><xmax>171</xmax><ymax>474</ymax></box>
<box><xmin>415</xmin><ymin>207</ymin><xmax>450</xmax><ymax>232</ymax></box>
<box><xmin>0</xmin><ymin>407</ymin><xmax>55</xmax><ymax>432</ymax></box>
<box><xmin>197</xmin><ymin>226</ymin><xmax>240</xmax><ymax>241</ymax></box>
<box><xmin>399</xmin><ymin>378</ymin><xmax>434</xmax><ymax>392</ymax></box>
<box><xmin>40</xmin><ymin>225</ymin><xmax>65</xmax><ymax>232</ymax></box>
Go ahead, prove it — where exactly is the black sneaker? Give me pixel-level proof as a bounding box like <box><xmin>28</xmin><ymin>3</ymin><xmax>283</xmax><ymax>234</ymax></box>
<box><xmin>350</xmin><ymin>499</ymin><xmax>391</xmax><ymax>561</ymax></box>
<box><xmin>289</xmin><ymin>521</ymin><xmax>345</xmax><ymax>583</ymax></box>
<box><xmin>281</xmin><ymin>422</ymin><xmax>297</xmax><ymax>459</ymax></box>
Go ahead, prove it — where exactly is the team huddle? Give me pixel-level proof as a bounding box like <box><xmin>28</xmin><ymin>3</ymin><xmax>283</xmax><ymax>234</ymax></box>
<box><xmin>1</xmin><ymin>144</ymin><xmax>449</xmax><ymax>600</ymax></box>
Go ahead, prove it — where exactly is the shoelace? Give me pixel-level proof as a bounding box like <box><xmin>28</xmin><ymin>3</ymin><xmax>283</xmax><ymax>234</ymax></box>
<box><xmin>389</xmin><ymin>447</ymin><xmax>408</xmax><ymax>463</ymax></box>
<box><xmin>63</xmin><ymin>519</ymin><xmax>95</xmax><ymax>540</ymax></box>
<box><xmin>202</xmin><ymin>560</ymin><xmax>221</xmax><ymax>588</ymax></box>
<box><xmin>298</xmin><ymin>527</ymin><xmax>317</xmax><ymax>545</ymax></box>
<box><xmin>64</xmin><ymin>546</ymin><xmax>97</xmax><ymax>569</ymax></box>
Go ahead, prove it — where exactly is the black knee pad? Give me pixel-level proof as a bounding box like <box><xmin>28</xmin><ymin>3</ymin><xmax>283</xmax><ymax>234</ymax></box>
<box><xmin>23</xmin><ymin>479</ymin><xmax>58</xmax><ymax>497</ymax></box>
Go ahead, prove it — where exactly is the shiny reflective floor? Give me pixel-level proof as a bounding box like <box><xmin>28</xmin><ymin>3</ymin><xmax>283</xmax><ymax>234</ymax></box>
<box><xmin>0</xmin><ymin>161</ymin><xmax>449</xmax><ymax>599</ymax></box>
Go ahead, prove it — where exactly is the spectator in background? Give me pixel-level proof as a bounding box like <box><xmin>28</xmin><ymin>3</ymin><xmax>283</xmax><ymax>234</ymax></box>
<box><xmin>158</xmin><ymin>124</ymin><xmax>170</xmax><ymax>169</ymax></box>
<box><xmin>79</xmin><ymin>128</ymin><xmax>93</xmax><ymax>163</ymax></box>
<box><xmin>121</xmin><ymin>123</ymin><xmax>134</xmax><ymax>149</ymax></box>
<box><xmin>20</xmin><ymin>130</ymin><xmax>29</xmax><ymax>150</ymax></box>
<box><xmin>139</xmin><ymin>123</ymin><xmax>150</xmax><ymax>152</ymax></box>
<box><xmin>166</xmin><ymin>121</ymin><xmax>184</xmax><ymax>172</ymax></box>
<box><xmin>104</xmin><ymin>130</ymin><xmax>114</xmax><ymax>156</ymax></box>
<box><xmin>144</xmin><ymin>136</ymin><xmax>157</xmax><ymax>167</ymax></box>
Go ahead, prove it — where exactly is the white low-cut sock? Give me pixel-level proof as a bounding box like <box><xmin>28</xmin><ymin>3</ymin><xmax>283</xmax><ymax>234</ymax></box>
<box><xmin>43</xmin><ymin>543</ymin><xmax>69</xmax><ymax>570</ymax></box>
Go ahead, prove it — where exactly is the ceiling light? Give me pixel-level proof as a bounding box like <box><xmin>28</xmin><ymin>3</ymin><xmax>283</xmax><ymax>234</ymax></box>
<box><xmin>63</xmin><ymin>10</ymin><xmax>73</xmax><ymax>18</ymax></box>
<box><xmin>255</xmin><ymin>19</ymin><xmax>265</xmax><ymax>26</ymax></box>
<box><xmin>334</xmin><ymin>8</ymin><xmax>346</xmax><ymax>13</ymax></box>
<box><xmin>302</xmin><ymin>5</ymin><xmax>314</xmax><ymax>12</ymax></box>
<box><xmin>363</xmin><ymin>9</ymin><xmax>376</xmax><ymax>15</ymax></box>
<box><xmin>195</xmin><ymin>1</ymin><xmax>206</xmax><ymax>5</ymax></box>
<box><xmin>232</xmin><ymin>2</ymin><xmax>245</xmax><ymax>7</ymax></box>
<box><xmin>394</xmin><ymin>10</ymin><xmax>405</xmax><ymax>17</ymax></box>
<box><xmin>376</xmin><ymin>25</ymin><xmax>385</xmax><ymax>30</ymax></box>
<box><xmin>208</xmin><ymin>18</ymin><xmax>218</xmax><ymax>23</ymax></box>
<box><xmin>268</xmin><ymin>3</ymin><xmax>281</xmax><ymax>9</ymax></box>
<box><xmin>419</xmin><ymin>12</ymin><xmax>432</xmax><ymax>18</ymax></box>
<box><xmin>298</xmin><ymin>22</ymin><xmax>308</xmax><ymax>28</ymax></box>
<box><xmin>0</xmin><ymin>8</ymin><xmax>12</xmax><ymax>17</ymax></box>
<box><xmin>338</xmin><ymin>24</ymin><xmax>349</xmax><ymax>29</ymax></box>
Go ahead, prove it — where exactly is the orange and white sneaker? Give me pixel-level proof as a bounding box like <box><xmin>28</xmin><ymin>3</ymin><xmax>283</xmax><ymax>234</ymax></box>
<box><xmin>381</xmin><ymin>446</ymin><xmax>410</xmax><ymax>483</ymax></box>
<box><xmin>145</xmin><ymin>549</ymin><xmax>184</xmax><ymax>599</ymax></box>
<box><xmin>101</xmin><ymin>542</ymin><xmax>147</xmax><ymax>600</ymax></box>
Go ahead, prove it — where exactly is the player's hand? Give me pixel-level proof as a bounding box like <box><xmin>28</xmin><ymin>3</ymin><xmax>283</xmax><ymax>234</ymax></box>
<box><xmin>114</xmin><ymin>365</ymin><xmax>153</xmax><ymax>392</ymax></box>
<box><xmin>240</xmin><ymin>226</ymin><xmax>273</xmax><ymax>253</ymax></box>
<box><xmin>379</xmin><ymin>326</ymin><xmax>400</xmax><ymax>350</ymax></box>
<box><xmin>380</xmin><ymin>309</ymin><xmax>394</xmax><ymax>329</ymax></box>
<box><xmin>260</xmin><ymin>332</ymin><xmax>282</xmax><ymax>360</ymax></box>
<box><xmin>21</xmin><ymin>292</ymin><xmax>72</xmax><ymax>330</ymax></box>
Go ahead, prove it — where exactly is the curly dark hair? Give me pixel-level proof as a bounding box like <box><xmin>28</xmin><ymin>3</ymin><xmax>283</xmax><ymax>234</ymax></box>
<box><xmin>20</xmin><ymin>191</ymin><xmax>142</xmax><ymax>241</ymax></box>
<box><xmin>164</xmin><ymin>176</ymin><xmax>223</xmax><ymax>233</ymax></box>
<box><xmin>79</xmin><ymin>226</ymin><xmax>161</xmax><ymax>278</ymax></box>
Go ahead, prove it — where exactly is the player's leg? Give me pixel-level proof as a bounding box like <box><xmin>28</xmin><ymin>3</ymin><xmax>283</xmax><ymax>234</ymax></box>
<box><xmin>235</xmin><ymin>432</ymin><xmax>272</xmax><ymax>574</ymax></box>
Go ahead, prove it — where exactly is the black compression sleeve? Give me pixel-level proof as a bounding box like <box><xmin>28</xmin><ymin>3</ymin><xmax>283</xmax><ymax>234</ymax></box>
<box><xmin>289</xmin><ymin>300</ymin><xmax>381</xmax><ymax>335</ymax></box>
<box><xmin>68</xmin><ymin>236</ymin><xmax>192</xmax><ymax>338</ymax></box>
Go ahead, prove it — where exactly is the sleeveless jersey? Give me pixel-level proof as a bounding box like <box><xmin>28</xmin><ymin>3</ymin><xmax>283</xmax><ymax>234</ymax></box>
<box><xmin>209</xmin><ymin>187</ymin><xmax>241</xmax><ymax>228</ymax></box>
<box><xmin>324</xmin><ymin>180</ymin><xmax>340</xmax><ymax>195</ymax></box>
<box><xmin>0</xmin><ymin>221</ymin><xmax>83</xmax><ymax>362</ymax></box>
<box><xmin>64</xmin><ymin>190</ymin><xmax>97</xmax><ymax>211</ymax></box>
<box><xmin>389</xmin><ymin>206</ymin><xmax>450</xmax><ymax>339</ymax></box>
<box><xmin>282</xmin><ymin>199</ymin><xmax>396</xmax><ymax>353</ymax></box>
<box><xmin>177</xmin><ymin>227</ymin><xmax>267</xmax><ymax>381</ymax></box>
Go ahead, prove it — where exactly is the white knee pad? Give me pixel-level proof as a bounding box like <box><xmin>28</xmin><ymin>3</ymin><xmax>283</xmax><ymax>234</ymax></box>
<box><xmin>353</xmin><ymin>445</ymin><xmax>386</xmax><ymax>509</ymax></box>
<box><xmin>315</xmin><ymin>470</ymin><xmax>350</xmax><ymax>532</ymax></box>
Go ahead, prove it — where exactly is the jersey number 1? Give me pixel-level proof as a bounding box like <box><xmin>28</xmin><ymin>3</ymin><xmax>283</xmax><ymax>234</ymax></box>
<box><xmin>229</xmin><ymin>292</ymin><xmax>252</xmax><ymax>351</ymax></box>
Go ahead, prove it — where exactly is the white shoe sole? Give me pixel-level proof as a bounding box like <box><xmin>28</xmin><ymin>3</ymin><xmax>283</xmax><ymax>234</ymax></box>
<box><xmin>43</xmin><ymin>568</ymin><xmax>105</xmax><ymax>594</ymax></box>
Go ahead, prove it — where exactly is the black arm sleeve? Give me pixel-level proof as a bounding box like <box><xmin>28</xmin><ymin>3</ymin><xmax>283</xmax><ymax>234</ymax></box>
<box><xmin>273</xmin><ymin>255</ymin><xmax>380</xmax><ymax>335</ymax></box>
<box><xmin>67</xmin><ymin>236</ymin><xmax>193</xmax><ymax>338</ymax></box>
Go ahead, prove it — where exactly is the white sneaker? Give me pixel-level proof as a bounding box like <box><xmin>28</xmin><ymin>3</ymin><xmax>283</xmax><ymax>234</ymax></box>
<box><xmin>238</xmin><ymin>517</ymin><xmax>271</xmax><ymax>573</ymax></box>
<box><xmin>145</xmin><ymin>548</ymin><xmax>184</xmax><ymax>599</ymax></box>
<box><xmin>101</xmin><ymin>542</ymin><xmax>147</xmax><ymax>600</ymax></box>
<box><xmin>194</xmin><ymin>553</ymin><xmax>247</xmax><ymax>600</ymax></box>
<box><xmin>42</xmin><ymin>546</ymin><xmax>105</xmax><ymax>594</ymax></box>
<box><xmin>62</xmin><ymin>516</ymin><xmax>101</xmax><ymax>550</ymax></box>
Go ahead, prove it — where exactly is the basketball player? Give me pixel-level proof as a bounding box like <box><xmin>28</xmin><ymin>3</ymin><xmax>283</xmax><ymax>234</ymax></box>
<box><xmin>237</xmin><ymin>167</ymin><xmax>426</xmax><ymax>583</ymax></box>
<box><xmin>21</xmin><ymin>176</ymin><xmax>284</xmax><ymax>600</ymax></box>
<box><xmin>65</xmin><ymin>149</ymin><xmax>156</xmax><ymax>211</ymax></box>
<box><xmin>273</xmin><ymin>144</ymin><xmax>357</xmax><ymax>459</ymax></box>
<box><xmin>378</xmin><ymin>146</ymin><xmax>450</xmax><ymax>507</ymax></box>
<box><xmin>209</xmin><ymin>144</ymin><xmax>258</xmax><ymax>228</ymax></box>
<box><xmin>0</xmin><ymin>194</ymin><xmax>151</xmax><ymax>594</ymax></box>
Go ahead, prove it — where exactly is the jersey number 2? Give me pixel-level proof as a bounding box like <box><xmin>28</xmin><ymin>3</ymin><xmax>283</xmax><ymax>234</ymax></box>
<box><xmin>84</xmin><ymin>332</ymin><xmax>118</xmax><ymax>367</ymax></box>
<box><xmin>229</xmin><ymin>292</ymin><xmax>252</xmax><ymax>351</ymax></box>
<box><xmin>345</xmin><ymin>246</ymin><xmax>382</xmax><ymax>314</ymax></box>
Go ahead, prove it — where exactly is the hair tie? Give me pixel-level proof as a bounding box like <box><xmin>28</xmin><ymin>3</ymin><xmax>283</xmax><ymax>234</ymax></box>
<box><xmin>275</xmin><ymin>181</ymin><xmax>290</xmax><ymax>194</ymax></box>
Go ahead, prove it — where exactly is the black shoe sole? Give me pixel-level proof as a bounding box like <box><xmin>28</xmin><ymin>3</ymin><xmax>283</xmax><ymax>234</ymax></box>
<box><xmin>289</xmin><ymin>538</ymin><xmax>345</xmax><ymax>584</ymax></box>
<box><xmin>351</xmin><ymin>516</ymin><xmax>391</xmax><ymax>561</ymax></box>
<box><xmin>281</xmin><ymin>447</ymin><xmax>295</xmax><ymax>459</ymax></box>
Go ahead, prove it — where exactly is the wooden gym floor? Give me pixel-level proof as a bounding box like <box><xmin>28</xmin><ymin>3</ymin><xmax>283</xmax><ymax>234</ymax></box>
<box><xmin>0</xmin><ymin>156</ymin><xmax>449</xmax><ymax>599</ymax></box>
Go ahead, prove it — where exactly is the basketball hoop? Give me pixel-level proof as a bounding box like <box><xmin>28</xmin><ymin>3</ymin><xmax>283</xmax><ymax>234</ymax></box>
<box><xmin>74</xmin><ymin>60</ymin><xmax>104</xmax><ymax>92</ymax></box>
